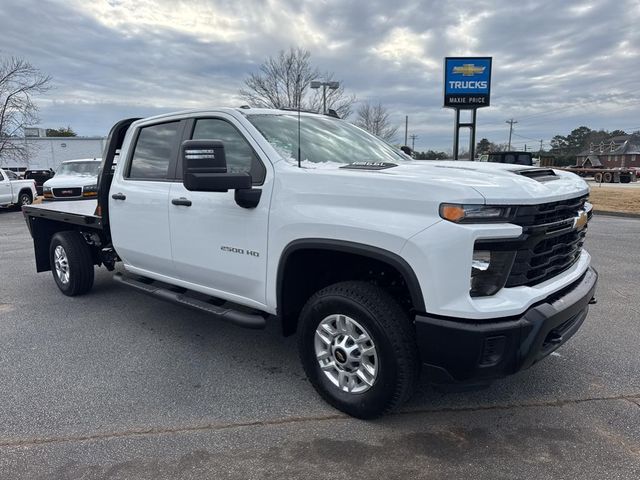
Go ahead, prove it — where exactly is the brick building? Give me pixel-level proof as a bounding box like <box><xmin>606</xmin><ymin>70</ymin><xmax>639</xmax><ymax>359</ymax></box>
<box><xmin>576</xmin><ymin>136</ymin><xmax>640</xmax><ymax>168</ymax></box>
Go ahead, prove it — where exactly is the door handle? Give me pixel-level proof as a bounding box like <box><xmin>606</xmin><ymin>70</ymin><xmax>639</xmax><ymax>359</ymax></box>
<box><xmin>111</xmin><ymin>193</ymin><xmax>126</xmax><ymax>200</ymax></box>
<box><xmin>171</xmin><ymin>197</ymin><xmax>192</xmax><ymax>207</ymax></box>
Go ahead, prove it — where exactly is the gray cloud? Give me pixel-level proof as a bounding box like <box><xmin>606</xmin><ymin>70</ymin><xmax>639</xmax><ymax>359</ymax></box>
<box><xmin>1</xmin><ymin>0</ymin><xmax>638</xmax><ymax>151</ymax></box>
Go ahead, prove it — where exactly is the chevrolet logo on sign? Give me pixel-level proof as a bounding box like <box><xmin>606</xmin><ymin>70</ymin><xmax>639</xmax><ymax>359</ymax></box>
<box><xmin>452</xmin><ymin>64</ymin><xmax>486</xmax><ymax>76</ymax></box>
<box><xmin>573</xmin><ymin>210</ymin><xmax>588</xmax><ymax>231</ymax></box>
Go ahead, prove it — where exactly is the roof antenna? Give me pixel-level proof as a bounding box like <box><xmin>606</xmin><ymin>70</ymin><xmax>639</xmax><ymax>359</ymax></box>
<box><xmin>297</xmin><ymin>74</ymin><xmax>301</xmax><ymax>168</ymax></box>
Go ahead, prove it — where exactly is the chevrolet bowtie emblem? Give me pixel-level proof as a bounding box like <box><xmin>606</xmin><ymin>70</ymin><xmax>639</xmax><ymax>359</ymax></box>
<box><xmin>452</xmin><ymin>64</ymin><xmax>486</xmax><ymax>76</ymax></box>
<box><xmin>573</xmin><ymin>210</ymin><xmax>588</xmax><ymax>231</ymax></box>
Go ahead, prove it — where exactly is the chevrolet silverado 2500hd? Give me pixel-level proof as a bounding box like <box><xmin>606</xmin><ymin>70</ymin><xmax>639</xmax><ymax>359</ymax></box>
<box><xmin>22</xmin><ymin>108</ymin><xmax>598</xmax><ymax>418</ymax></box>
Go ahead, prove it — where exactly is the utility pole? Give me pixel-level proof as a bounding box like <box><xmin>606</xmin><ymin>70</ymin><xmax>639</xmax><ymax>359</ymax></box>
<box><xmin>404</xmin><ymin>116</ymin><xmax>408</xmax><ymax>146</ymax></box>
<box><xmin>409</xmin><ymin>134</ymin><xmax>418</xmax><ymax>151</ymax></box>
<box><xmin>506</xmin><ymin>119</ymin><xmax>517</xmax><ymax>150</ymax></box>
<box><xmin>539</xmin><ymin>139</ymin><xmax>543</xmax><ymax>155</ymax></box>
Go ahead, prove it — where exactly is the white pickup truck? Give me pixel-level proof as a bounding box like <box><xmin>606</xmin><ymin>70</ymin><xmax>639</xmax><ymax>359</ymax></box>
<box><xmin>22</xmin><ymin>108</ymin><xmax>598</xmax><ymax>418</ymax></box>
<box><xmin>0</xmin><ymin>168</ymin><xmax>37</xmax><ymax>208</ymax></box>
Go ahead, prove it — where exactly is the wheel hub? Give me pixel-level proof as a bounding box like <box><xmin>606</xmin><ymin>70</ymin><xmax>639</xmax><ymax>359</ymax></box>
<box><xmin>53</xmin><ymin>245</ymin><xmax>70</xmax><ymax>285</ymax></box>
<box><xmin>333</xmin><ymin>347</ymin><xmax>347</xmax><ymax>364</ymax></box>
<box><xmin>314</xmin><ymin>314</ymin><xmax>378</xmax><ymax>393</ymax></box>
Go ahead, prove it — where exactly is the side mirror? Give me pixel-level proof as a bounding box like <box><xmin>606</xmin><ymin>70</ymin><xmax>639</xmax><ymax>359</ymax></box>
<box><xmin>182</xmin><ymin>140</ymin><xmax>251</xmax><ymax>192</ymax></box>
<box><xmin>181</xmin><ymin>139</ymin><xmax>262</xmax><ymax>208</ymax></box>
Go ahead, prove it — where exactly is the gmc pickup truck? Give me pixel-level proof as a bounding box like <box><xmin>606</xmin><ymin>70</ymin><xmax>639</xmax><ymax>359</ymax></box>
<box><xmin>1</xmin><ymin>168</ymin><xmax>37</xmax><ymax>208</ymax></box>
<box><xmin>22</xmin><ymin>108</ymin><xmax>598</xmax><ymax>418</ymax></box>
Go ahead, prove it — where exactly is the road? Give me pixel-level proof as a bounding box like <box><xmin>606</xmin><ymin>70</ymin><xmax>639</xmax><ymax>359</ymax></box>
<box><xmin>0</xmin><ymin>208</ymin><xmax>639</xmax><ymax>479</ymax></box>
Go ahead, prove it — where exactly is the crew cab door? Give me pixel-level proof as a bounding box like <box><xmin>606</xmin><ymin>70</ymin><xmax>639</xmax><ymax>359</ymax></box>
<box><xmin>0</xmin><ymin>170</ymin><xmax>12</xmax><ymax>204</ymax></box>
<box><xmin>168</xmin><ymin>115</ymin><xmax>272</xmax><ymax>308</ymax></box>
<box><xmin>109</xmin><ymin>120</ymin><xmax>185</xmax><ymax>277</ymax></box>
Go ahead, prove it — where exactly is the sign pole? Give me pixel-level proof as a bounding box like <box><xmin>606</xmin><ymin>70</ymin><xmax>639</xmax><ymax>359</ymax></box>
<box><xmin>453</xmin><ymin>109</ymin><xmax>460</xmax><ymax>160</ymax></box>
<box><xmin>469</xmin><ymin>108</ymin><xmax>477</xmax><ymax>160</ymax></box>
<box><xmin>453</xmin><ymin>108</ymin><xmax>478</xmax><ymax>160</ymax></box>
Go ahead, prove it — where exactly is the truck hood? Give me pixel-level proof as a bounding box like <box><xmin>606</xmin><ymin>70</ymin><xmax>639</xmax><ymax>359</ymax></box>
<box><xmin>303</xmin><ymin>160</ymin><xmax>589</xmax><ymax>205</ymax></box>
<box><xmin>44</xmin><ymin>174</ymin><xmax>98</xmax><ymax>189</ymax></box>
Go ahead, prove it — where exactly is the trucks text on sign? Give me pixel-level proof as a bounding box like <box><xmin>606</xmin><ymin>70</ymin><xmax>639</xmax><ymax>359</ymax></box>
<box><xmin>444</xmin><ymin>57</ymin><xmax>492</xmax><ymax>109</ymax></box>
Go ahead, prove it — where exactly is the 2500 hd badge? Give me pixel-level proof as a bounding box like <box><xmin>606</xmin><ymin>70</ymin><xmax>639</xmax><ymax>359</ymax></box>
<box><xmin>221</xmin><ymin>245</ymin><xmax>260</xmax><ymax>257</ymax></box>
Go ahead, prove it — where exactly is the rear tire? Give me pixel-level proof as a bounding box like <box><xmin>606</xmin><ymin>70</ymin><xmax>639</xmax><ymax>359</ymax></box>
<box><xmin>49</xmin><ymin>231</ymin><xmax>95</xmax><ymax>296</ymax></box>
<box><xmin>603</xmin><ymin>172</ymin><xmax>613</xmax><ymax>183</ymax></box>
<box><xmin>297</xmin><ymin>281</ymin><xmax>419</xmax><ymax>419</ymax></box>
<box><xmin>594</xmin><ymin>172</ymin><xmax>603</xmax><ymax>183</ymax></box>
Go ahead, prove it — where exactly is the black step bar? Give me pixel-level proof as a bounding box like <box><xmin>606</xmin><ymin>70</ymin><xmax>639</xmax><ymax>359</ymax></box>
<box><xmin>113</xmin><ymin>272</ymin><xmax>267</xmax><ymax>329</ymax></box>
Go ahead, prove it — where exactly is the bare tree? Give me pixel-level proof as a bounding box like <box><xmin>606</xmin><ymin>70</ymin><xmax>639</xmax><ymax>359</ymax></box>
<box><xmin>354</xmin><ymin>102</ymin><xmax>398</xmax><ymax>142</ymax></box>
<box><xmin>239</xmin><ymin>47</ymin><xmax>355</xmax><ymax>118</ymax></box>
<box><xmin>0</xmin><ymin>56</ymin><xmax>51</xmax><ymax>165</ymax></box>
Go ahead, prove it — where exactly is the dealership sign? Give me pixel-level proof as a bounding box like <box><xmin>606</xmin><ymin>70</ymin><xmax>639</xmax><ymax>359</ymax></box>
<box><xmin>444</xmin><ymin>57</ymin><xmax>492</xmax><ymax>109</ymax></box>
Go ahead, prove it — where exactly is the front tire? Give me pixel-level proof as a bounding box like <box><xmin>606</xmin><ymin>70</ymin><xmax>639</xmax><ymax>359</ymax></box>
<box><xmin>49</xmin><ymin>231</ymin><xmax>95</xmax><ymax>296</ymax></box>
<box><xmin>297</xmin><ymin>281</ymin><xmax>419</xmax><ymax>419</ymax></box>
<box><xmin>18</xmin><ymin>191</ymin><xmax>32</xmax><ymax>207</ymax></box>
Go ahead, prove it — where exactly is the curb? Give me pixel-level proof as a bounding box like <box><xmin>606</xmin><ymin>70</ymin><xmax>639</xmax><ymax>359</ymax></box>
<box><xmin>593</xmin><ymin>210</ymin><xmax>640</xmax><ymax>219</ymax></box>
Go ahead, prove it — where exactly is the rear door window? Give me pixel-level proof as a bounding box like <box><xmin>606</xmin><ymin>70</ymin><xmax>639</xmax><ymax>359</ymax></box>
<box><xmin>128</xmin><ymin>122</ymin><xmax>182</xmax><ymax>180</ymax></box>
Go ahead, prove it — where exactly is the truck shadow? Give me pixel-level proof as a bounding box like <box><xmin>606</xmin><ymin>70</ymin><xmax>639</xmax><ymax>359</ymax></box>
<box><xmin>0</xmin><ymin>206</ymin><xmax>21</xmax><ymax>214</ymax></box>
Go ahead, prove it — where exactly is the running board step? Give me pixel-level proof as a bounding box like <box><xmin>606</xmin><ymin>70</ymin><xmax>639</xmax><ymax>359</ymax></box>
<box><xmin>113</xmin><ymin>272</ymin><xmax>267</xmax><ymax>329</ymax></box>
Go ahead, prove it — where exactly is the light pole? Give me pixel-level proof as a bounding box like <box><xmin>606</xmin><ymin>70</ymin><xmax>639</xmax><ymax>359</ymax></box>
<box><xmin>310</xmin><ymin>80</ymin><xmax>340</xmax><ymax>114</ymax></box>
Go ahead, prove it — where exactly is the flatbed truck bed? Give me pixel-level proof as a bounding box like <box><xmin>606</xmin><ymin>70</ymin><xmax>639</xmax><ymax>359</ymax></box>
<box><xmin>23</xmin><ymin>200</ymin><xmax>102</xmax><ymax>228</ymax></box>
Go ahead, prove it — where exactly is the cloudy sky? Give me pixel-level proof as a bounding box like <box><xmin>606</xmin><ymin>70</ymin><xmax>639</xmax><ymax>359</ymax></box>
<box><xmin>1</xmin><ymin>0</ymin><xmax>639</xmax><ymax>151</ymax></box>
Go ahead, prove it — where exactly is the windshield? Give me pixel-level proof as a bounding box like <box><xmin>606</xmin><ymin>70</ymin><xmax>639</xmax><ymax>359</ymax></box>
<box><xmin>246</xmin><ymin>114</ymin><xmax>407</xmax><ymax>166</ymax></box>
<box><xmin>55</xmin><ymin>161</ymin><xmax>101</xmax><ymax>176</ymax></box>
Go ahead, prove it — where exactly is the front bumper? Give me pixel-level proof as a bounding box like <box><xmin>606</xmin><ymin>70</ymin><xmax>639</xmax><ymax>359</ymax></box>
<box><xmin>415</xmin><ymin>266</ymin><xmax>598</xmax><ymax>384</ymax></box>
<box><xmin>43</xmin><ymin>195</ymin><xmax>96</xmax><ymax>201</ymax></box>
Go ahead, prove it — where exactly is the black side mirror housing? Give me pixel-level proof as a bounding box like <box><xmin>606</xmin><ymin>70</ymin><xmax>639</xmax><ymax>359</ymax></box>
<box><xmin>181</xmin><ymin>139</ymin><xmax>261</xmax><ymax>208</ymax></box>
<box><xmin>182</xmin><ymin>139</ymin><xmax>251</xmax><ymax>192</ymax></box>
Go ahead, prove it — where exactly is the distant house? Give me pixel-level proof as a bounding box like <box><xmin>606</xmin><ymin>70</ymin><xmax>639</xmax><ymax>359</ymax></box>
<box><xmin>576</xmin><ymin>136</ymin><xmax>640</xmax><ymax>168</ymax></box>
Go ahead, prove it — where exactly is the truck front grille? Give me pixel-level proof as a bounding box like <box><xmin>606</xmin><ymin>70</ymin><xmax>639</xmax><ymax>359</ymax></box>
<box><xmin>52</xmin><ymin>187</ymin><xmax>82</xmax><ymax>198</ymax></box>
<box><xmin>505</xmin><ymin>195</ymin><xmax>590</xmax><ymax>288</ymax></box>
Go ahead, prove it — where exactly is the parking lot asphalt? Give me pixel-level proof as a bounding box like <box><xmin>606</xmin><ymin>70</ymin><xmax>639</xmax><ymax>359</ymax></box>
<box><xmin>0</xmin><ymin>207</ymin><xmax>639</xmax><ymax>479</ymax></box>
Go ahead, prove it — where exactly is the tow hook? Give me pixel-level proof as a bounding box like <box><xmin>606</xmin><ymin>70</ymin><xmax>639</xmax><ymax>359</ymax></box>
<box><xmin>588</xmin><ymin>297</ymin><xmax>597</xmax><ymax>305</ymax></box>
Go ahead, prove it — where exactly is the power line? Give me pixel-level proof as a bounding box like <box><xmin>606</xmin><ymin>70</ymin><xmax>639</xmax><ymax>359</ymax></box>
<box><xmin>479</xmin><ymin>97</ymin><xmax>640</xmax><ymax>129</ymax></box>
<box><xmin>512</xmin><ymin>132</ymin><xmax>540</xmax><ymax>142</ymax></box>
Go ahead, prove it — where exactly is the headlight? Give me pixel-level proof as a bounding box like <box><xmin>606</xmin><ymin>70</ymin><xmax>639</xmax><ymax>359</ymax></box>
<box><xmin>83</xmin><ymin>185</ymin><xmax>98</xmax><ymax>196</ymax></box>
<box><xmin>470</xmin><ymin>248</ymin><xmax>516</xmax><ymax>297</ymax></box>
<box><xmin>43</xmin><ymin>186</ymin><xmax>52</xmax><ymax>193</ymax></box>
<box><xmin>440</xmin><ymin>204</ymin><xmax>513</xmax><ymax>223</ymax></box>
